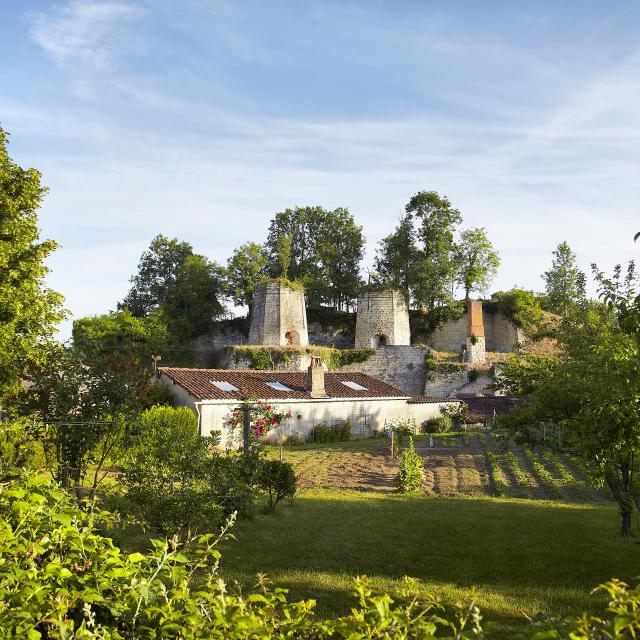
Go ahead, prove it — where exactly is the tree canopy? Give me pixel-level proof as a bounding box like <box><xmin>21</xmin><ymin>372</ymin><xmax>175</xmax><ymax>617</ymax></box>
<box><xmin>375</xmin><ymin>191</ymin><xmax>499</xmax><ymax>308</ymax></box>
<box><xmin>264</xmin><ymin>206</ymin><xmax>364</xmax><ymax>310</ymax></box>
<box><xmin>224</xmin><ymin>242</ymin><xmax>269</xmax><ymax>315</ymax></box>
<box><xmin>542</xmin><ymin>241</ymin><xmax>584</xmax><ymax>314</ymax></box>
<box><xmin>497</xmin><ymin>263</ymin><xmax>640</xmax><ymax>536</ymax></box>
<box><xmin>0</xmin><ymin>126</ymin><xmax>65</xmax><ymax>400</ymax></box>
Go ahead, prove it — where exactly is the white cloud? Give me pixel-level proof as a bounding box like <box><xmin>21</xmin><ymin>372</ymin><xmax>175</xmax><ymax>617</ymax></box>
<box><xmin>30</xmin><ymin>1</ymin><xmax>145</xmax><ymax>71</ymax></box>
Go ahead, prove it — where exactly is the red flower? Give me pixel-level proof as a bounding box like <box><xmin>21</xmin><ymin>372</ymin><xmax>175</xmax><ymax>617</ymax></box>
<box><xmin>266</xmin><ymin>405</ymin><xmax>272</xmax><ymax>410</ymax></box>
<box><xmin>271</xmin><ymin>418</ymin><xmax>276</xmax><ymax>425</ymax></box>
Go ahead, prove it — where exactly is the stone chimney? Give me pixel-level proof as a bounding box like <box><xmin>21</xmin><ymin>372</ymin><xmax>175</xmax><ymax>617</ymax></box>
<box><xmin>464</xmin><ymin>300</ymin><xmax>486</xmax><ymax>364</ymax></box>
<box><xmin>307</xmin><ymin>356</ymin><xmax>327</xmax><ymax>398</ymax></box>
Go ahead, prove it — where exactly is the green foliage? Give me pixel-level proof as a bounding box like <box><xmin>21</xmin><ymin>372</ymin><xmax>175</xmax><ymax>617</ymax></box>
<box><xmin>313</xmin><ymin>422</ymin><xmax>351</xmax><ymax>443</ymax></box>
<box><xmin>0</xmin><ymin>126</ymin><xmax>65</xmax><ymax>399</ymax></box>
<box><xmin>265</xmin><ymin>206</ymin><xmax>365</xmax><ymax>310</ymax></box>
<box><xmin>121</xmin><ymin>233</ymin><xmax>193</xmax><ymax>316</ymax></box>
<box><xmin>523</xmin><ymin>448</ymin><xmax>563</xmax><ymax>499</ymax></box>
<box><xmin>487</xmin><ymin>288</ymin><xmax>545</xmax><ymax>334</ymax></box>
<box><xmin>467</xmin><ymin>368</ymin><xmax>479</xmax><ymax>383</ymax></box>
<box><xmin>454</xmin><ymin>227</ymin><xmax>500</xmax><ymax>300</ymax></box>
<box><xmin>161</xmin><ymin>253</ymin><xmax>226</xmax><ymax>340</ymax></box>
<box><xmin>422</xmin><ymin>415</ymin><xmax>453</xmax><ymax>434</ymax></box>
<box><xmin>225</xmin><ymin>241</ymin><xmax>269</xmax><ymax>313</ymax></box>
<box><xmin>497</xmin><ymin>264</ymin><xmax>640</xmax><ymax>534</ymax></box>
<box><xmin>230</xmin><ymin>345</ymin><xmax>373</xmax><ymax>372</ymax></box>
<box><xmin>425</xmin><ymin>355</ymin><xmax>467</xmax><ymax>375</ymax></box>
<box><xmin>258</xmin><ymin>459</ymin><xmax>297</xmax><ymax>511</ymax></box>
<box><xmin>0</xmin><ymin>420</ymin><xmax>38</xmax><ymax>480</ymax></box>
<box><xmin>120</xmin><ymin>234</ymin><xmax>226</xmax><ymax>340</ymax></box>
<box><xmin>542</xmin><ymin>240</ymin><xmax>584</xmax><ymax>314</ymax></box>
<box><xmin>119</xmin><ymin>406</ymin><xmax>223</xmax><ymax>536</ymax></box>
<box><xmin>414</xmin><ymin>301</ymin><xmax>466</xmax><ymax>336</ymax></box>
<box><xmin>230</xmin><ymin>345</ymin><xmax>292</xmax><ymax>369</ymax></box>
<box><xmin>483</xmin><ymin>447</ymin><xmax>506</xmax><ymax>497</ymax></box>
<box><xmin>394</xmin><ymin>437</ymin><xmax>424</xmax><ymax>493</ymax></box>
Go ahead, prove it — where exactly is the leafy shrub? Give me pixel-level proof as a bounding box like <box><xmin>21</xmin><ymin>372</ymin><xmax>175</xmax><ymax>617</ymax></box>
<box><xmin>422</xmin><ymin>415</ymin><xmax>453</xmax><ymax>434</ymax></box>
<box><xmin>258</xmin><ymin>459</ymin><xmax>297</xmax><ymax>511</ymax></box>
<box><xmin>119</xmin><ymin>406</ymin><xmax>223</xmax><ymax>536</ymax></box>
<box><xmin>467</xmin><ymin>368</ymin><xmax>479</xmax><ymax>383</ymax></box>
<box><xmin>394</xmin><ymin>437</ymin><xmax>424</xmax><ymax>493</ymax></box>
<box><xmin>313</xmin><ymin>422</ymin><xmax>351</xmax><ymax>443</ymax></box>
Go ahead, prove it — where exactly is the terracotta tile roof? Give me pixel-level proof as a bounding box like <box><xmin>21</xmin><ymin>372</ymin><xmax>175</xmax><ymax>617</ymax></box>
<box><xmin>459</xmin><ymin>395</ymin><xmax>526</xmax><ymax>421</ymax></box>
<box><xmin>158</xmin><ymin>367</ymin><xmax>409</xmax><ymax>401</ymax></box>
<box><xmin>408</xmin><ymin>396</ymin><xmax>461</xmax><ymax>404</ymax></box>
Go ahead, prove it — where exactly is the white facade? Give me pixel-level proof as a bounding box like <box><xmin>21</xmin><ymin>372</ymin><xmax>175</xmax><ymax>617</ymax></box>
<box><xmin>160</xmin><ymin>373</ymin><xmax>455</xmax><ymax>448</ymax></box>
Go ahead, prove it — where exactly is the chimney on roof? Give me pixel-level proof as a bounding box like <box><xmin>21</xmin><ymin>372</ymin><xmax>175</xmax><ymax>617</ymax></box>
<box><xmin>308</xmin><ymin>355</ymin><xmax>327</xmax><ymax>398</ymax></box>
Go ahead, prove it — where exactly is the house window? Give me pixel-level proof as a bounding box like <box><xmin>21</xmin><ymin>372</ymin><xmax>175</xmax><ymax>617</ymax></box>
<box><xmin>211</xmin><ymin>380</ymin><xmax>239</xmax><ymax>392</ymax></box>
<box><xmin>341</xmin><ymin>380</ymin><xmax>368</xmax><ymax>391</ymax></box>
<box><xmin>266</xmin><ymin>381</ymin><xmax>294</xmax><ymax>392</ymax></box>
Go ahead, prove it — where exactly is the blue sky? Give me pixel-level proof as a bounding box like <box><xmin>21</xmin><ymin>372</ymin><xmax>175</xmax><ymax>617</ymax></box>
<box><xmin>1</xmin><ymin>1</ymin><xmax>639</xmax><ymax>336</ymax></box>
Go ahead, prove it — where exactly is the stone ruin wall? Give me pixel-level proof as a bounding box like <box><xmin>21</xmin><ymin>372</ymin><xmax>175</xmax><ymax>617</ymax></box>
<box><xmin>339</xmin><ymin>345</ymin><xmax>428</xmax><ymax>396</ymax></box>
<box><xmin>483</xmin><ymin>312</ymin><xmax>524</xmax><ymax>351</ymax></box>
<box><xmin>354</xmin><ymin>291</ymin><xmax>411</xmax><ymax>349</ymax></box>
<box><xmin>427</xmin><ymin>314</ymin><xmax>468</xmax><ymax>353</ymax></box>
<box><xmin>427</xmin><ymin>309</ymin><xmax>523</xmax><ymax>354</ymax></box>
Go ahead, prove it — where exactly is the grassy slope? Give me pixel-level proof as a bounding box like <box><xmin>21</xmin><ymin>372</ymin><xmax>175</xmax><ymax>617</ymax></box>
<box><xmin>220</xmin><ymin>489</ymin><xmax>639</xmax><ymax>637</ymax></box>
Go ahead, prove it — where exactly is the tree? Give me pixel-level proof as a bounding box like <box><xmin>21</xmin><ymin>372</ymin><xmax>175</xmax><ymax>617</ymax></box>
<box><xmin>497</xmin><ymin>264</ymin><xmax>640</xmax><ymax>536</ymax></box>
<box><xmin>373</xmin><ymin>214</ymin><xmax>418</xmax><ymax>295</ymax></box>
<box><xmin>121</xmin><ymin>234</ymin><xmax>193</xmax><ymax>316</ymax></box>
<box><xmin>162</xmin><ymin>254</ymin><xmax>226</xmax><ymax>340</ymax></box>
<box><xmin>454</xmin><ymin>227</ymin><xmax>500</xmax><ymax>300</ymax></box>
<box><xmin>0</xmin><ymin>126</ymin><xmax>65</xmax><ymax>399</ymax></box>
<box><xmin>407</xmin><ymin>191</ymin><xmax>462</xmax><ymax>309</ymax></box>
<box><xmin>225</xmin><ymin>242</ymin><xmax>269</xmax><ymax>315</ymax></box>
<box><xmin>542</xmin><ymin>241</ymin><xmax>583</xmax><ymax>314</ymax></box>
<box><xmin>265</xmin><ymin>206</ymin><xmax>364</xmax><ymax>309</ymax></box>
<box><xmin>375</xmin><ymin>191</ymin><xmax>467</xmax><ymax>308</ymax></box>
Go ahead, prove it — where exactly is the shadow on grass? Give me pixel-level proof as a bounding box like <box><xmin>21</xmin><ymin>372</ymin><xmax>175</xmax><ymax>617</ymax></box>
<box><xmin>220</xmin><ymin>490</ymin><xmax>640</xmax><ymax>634</ymax></box>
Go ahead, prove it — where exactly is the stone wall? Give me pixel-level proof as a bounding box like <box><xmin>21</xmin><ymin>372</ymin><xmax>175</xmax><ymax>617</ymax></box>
<box><xmin>483</xmin><ymin>311</ymin><xmax>524</xmax><ymax>351</ymax></box>
<box><xmin>248</xmin><ymin>281</ymin><xmax>309</xmax><ymax>346</ymax></box>
<box><xmin>427</xmin><ymin>313</ymin><xmax>468</xmax><ymax>353</ymax></box>
<box><xmin>307</xmin><ymin>321</ymin><xmax>354</xmax><ymax>348</ymax></box>
<box><xmin>338</xmin><ymin>345</ymin><xmax>428</xmax><ymax>395</ymax></box>
<box><xmin>354</xmin><ymin>290</ymin><xmax>411</xmax><ymax>348</ymax></box>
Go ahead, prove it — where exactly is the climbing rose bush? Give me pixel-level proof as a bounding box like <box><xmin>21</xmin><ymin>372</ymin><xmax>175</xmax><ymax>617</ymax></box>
<box><xmin>225</xmin><ymin>400</ymin><xmax>292</xmax><ymax>438</ymax></box>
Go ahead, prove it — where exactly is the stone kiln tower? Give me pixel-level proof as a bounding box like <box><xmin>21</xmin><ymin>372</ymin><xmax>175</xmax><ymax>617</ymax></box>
<box><xmin>248</xmin><ymin>281</ymin><xmax>309</xmax><ymax>346</ymax></box>
<box><xmin>354</xmin><ymin>290</ymin><xmax>411</xmax><ymax>349</ymax></box>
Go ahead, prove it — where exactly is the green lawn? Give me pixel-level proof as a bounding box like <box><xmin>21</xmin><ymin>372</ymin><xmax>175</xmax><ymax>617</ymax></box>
<box><xmin>219</xmin><ymin>488</ymin><xmax>640</xmax><ymax>637</ymax></box>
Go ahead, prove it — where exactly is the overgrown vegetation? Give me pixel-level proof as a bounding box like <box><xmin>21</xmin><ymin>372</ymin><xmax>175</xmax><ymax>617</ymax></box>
<box><xmin>313</xmin><ymin>422</ymin><xmax>351</xmax><ymax>443</ymax></box>
<box><xmin>229</xmin><ymin>344</ymin><xmax>374</xmax><ymax>371</ymax></box>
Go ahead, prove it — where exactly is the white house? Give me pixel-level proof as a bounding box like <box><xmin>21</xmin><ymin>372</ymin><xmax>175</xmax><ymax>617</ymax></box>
<box><xmin>157</xmin><ymin>357</ymin><xmax>456</xmax><ymax>448</ymax></box>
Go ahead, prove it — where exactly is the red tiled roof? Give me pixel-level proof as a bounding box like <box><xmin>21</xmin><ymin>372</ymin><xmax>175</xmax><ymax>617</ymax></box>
<box><xmin>408</xmin><ymin>396</ymin><xmax>461</xmax><ymax>404</ymax></box>
<box><xmin>460</xmin><ymin>395</ymin><xmax>526</xmax><ymax>421</ymax></box>
<box><xmin>159</xmin><ymin>368</ymin><xmax>409</xmax><ymax>401</ymax></box>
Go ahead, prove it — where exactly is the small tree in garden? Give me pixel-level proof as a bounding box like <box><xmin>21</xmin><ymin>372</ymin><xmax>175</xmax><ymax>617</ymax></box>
<box><xmin>394</xmin><ymin>437</ymin><xmax>424</xmax><ymax>493</ymax></box>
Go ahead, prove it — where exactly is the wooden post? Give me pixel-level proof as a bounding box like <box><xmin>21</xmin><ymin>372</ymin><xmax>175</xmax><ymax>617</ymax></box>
<box><xmin>242</xmin><ymin>403</ymin><xmax>251</xmax><ymax>451</ymax></box>
<box><xmin>390</xmin><ymin>429</ymin><xmax>395</xmax><ymax>458</ymax></box>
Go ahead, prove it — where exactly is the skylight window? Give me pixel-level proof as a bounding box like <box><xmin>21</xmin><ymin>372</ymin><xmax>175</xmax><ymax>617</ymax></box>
<box><xmin>341</xmin><ymin>380</ymin><xmax>368</xmax><ymax>391</ymax></box>
<box><xmin>211</xmin><ymin>380</ymin><xmax>239</xmax><ymax>392</ymax></box>
<box><xmin>266</xmin><ymin>381</ymin><xmax>294</xmax><ymax>392</ymax></box>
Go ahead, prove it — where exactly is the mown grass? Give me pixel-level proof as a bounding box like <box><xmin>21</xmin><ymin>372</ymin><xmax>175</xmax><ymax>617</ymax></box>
<box><xmin>220</xmin><ymin>488</ymin><xmax>639</xmax><ymax>638</ymax></box>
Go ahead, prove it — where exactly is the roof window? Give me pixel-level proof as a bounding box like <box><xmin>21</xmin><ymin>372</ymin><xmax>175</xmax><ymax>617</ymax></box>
<box><xmin>341</xmin><ymin>380</ymin><xmax>368</xmax><ymax>391</ymax></box>
<box><xmin>266</xmin><ymin>381</ymin><xmax>294</xmax><ymax>392</ymax></box>
<box><xmin>211</xmin><ymin>380</ymin><xmax>239</xmax><ymax>392</ymax></box>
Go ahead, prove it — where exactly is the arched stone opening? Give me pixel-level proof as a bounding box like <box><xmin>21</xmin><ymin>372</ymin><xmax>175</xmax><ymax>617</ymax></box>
<box><xmin>285</xmin><ymin>330</ymin><xmax>301</xmax><ymax>345</ymax></box>
<box><xmin>375</xmin><ymin>334</ymin><xmax>388</xmax><ymax>347</ymax></box>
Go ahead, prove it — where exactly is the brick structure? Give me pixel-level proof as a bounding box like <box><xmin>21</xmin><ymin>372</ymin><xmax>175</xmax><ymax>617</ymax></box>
<box><xmin>354</xmin><ymin>290</ymin><xmax>411</xmax><ymax>349</ymax></box>
<box><xmin>248</xmin><ymin>281</ymin><xmax>309</xmax><ymax>346</ymax></box>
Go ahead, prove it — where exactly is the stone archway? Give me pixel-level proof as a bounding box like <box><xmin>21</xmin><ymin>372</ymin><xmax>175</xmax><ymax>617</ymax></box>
<box><xmin>375</xmin><ymin>334</ymin><xmax>388</xmax><ymax>347</ymax></box>
<box><xmin>285</xmin><ymin>330</ymin><xmax>301</xmax><ymax>345</ymax></box>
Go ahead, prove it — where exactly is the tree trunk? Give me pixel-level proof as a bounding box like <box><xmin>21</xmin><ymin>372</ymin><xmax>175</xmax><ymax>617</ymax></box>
<box><xmin>621</xmin><ymin>506</ymin><xmax>632</xmax><ymax>537</ymax></box>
